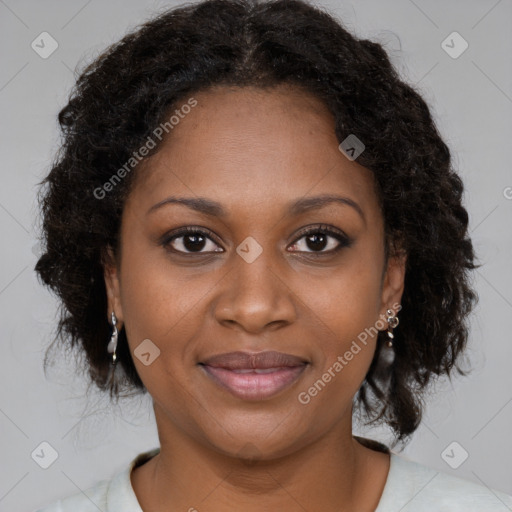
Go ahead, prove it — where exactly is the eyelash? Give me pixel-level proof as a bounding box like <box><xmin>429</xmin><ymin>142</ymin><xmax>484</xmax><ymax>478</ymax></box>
<box><xmin>161</xmin><ymin>224</ymin><xmax>353</xmax><ymax>257</ymax></box>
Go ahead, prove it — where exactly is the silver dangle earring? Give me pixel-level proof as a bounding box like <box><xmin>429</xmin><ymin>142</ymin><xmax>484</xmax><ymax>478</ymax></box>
<box><xmin>385</xmin><ymin>308</ymin><xmax>399</xmax><ymax>348</ymax></box>
<box><xmin>107</xmin><ymin>311</ymin><xmax>118</xmax><ymax>364</ymax></box>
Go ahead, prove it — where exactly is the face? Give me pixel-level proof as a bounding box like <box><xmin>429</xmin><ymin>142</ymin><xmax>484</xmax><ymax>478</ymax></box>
<box><xmin>104</xmin><ymin>84</ymin><xmax>406</xmax><ymax>460</ymax></box>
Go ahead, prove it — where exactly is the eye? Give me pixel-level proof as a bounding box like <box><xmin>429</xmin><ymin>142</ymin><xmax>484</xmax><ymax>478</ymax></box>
<box><xmin>162</xmin><ymin>226</ymin><xmax>223</xmax><ymax>254</ymax></box>
<box><xmin>162</xmin><ymin>224</ymin><xmax>352</xmax><ymax>256</ymax></box>
<box><xmin>288</xmin><ymin>224</ymin><xmax>352</xmax><ymax>254</ymax></box>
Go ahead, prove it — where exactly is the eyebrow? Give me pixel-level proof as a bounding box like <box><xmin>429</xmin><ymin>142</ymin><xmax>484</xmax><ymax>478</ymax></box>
<box><xmin>287</xmin><ymin>194</ymin><xmax>365</xmax><ymax>223</ymax></box>
<box><xmin>147</xmin><ymin>193</ymin><xmax>365</xmax><ymax>223</ymax></box>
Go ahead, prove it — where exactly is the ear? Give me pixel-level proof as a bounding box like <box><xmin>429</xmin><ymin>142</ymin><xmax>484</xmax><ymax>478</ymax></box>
<box><xmin>379</xmin><ymin>249</ymin><xmax>407</xmax><ymax>319</ymax></box>
<box><xmin>102</xmin><ymin>245</ymin><xmax>124</xmax><ymax>328</ymax></box>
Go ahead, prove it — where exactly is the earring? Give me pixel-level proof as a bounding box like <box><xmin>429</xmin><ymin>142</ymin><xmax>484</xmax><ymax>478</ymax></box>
<box><xmin>107</xmin><ymin>311</ymin><xmax>118</xmax><ymax>364</ymax></box>
<box><xmin>385</xmin><ymin>308</ymin><xmax>399</xmax><ymax>348</ymax></box>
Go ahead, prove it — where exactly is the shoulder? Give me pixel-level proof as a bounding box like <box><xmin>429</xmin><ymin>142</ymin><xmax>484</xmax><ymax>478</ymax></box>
<box><xmin>34</xmin><ymin>448</ymin><xmax>160</xmax><ymax>512</ymax></box>
<box><xmin>377</xmin><ymin>452</ymin><xmax>512</xmax><ymax>512</ymax></box>
<box><xmin>34</xmin><ymin>479</ymin><xmax>110</xmax><ymax>512</ymax></box>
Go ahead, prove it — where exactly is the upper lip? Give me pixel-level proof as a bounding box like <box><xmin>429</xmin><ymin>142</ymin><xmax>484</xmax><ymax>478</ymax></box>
<box><xmin>201</xmin><ymin>351</ymin><xmax>308</xmax><ymax>370</ymax></box>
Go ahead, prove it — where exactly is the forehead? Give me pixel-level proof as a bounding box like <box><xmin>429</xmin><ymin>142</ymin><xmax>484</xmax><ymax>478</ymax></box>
<box><xmin>126</xmin><ymin>84</ymin><xmax>380</xmax><ymax>221</ymax></box>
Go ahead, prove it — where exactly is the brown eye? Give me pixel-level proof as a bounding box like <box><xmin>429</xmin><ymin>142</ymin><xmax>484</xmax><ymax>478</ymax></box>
<box><xmin>162</xmin><ymin>227</ymin><xmax>223</xmax><ymax>254</ymax></box>
<box><xmin>288</xmin><ymin>225</ymin><xmax>353</xmax><ymax>254</ymax></box>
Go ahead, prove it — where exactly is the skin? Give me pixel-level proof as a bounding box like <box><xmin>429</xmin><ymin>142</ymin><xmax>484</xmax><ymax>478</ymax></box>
<box><xmin>104</xmin><ymin>84</ymin><xmax>407</xmax><ymax>511</ymax></box>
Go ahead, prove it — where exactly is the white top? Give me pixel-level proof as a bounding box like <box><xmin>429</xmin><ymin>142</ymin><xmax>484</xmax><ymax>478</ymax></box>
<box><xmin>36</xmin><ymin>446</ymin><xmax>512</xmax><ymax>511</ymax></box>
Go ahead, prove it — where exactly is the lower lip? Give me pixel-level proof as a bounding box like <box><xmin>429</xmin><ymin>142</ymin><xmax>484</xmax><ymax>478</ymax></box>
<box><xmin>201</xmin><ymin>365</ymin><xmax>307</xmax><ymax>400</ymax></box>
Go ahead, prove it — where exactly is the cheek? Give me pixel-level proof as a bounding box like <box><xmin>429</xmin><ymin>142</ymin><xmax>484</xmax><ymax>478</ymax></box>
<box><xmin>119</xmin><ymin>232</ymin><xmax>204</xmax><ymax>337</ymax></box>
<box><xmin>117</xmin><ymin>238</ymin><xmax>218</xmax><ymax>385</ymax></box>
<box><xmin>301</xmin><ymin>249</ymin><xmax>383</xmax><ymax>341</ymax></box>
<box><xmin>296</xmin><ymin>246</ymin><xmax>384</xmax><ymax>389</ymax></box>
<box><xmin>295</xmin><ymin>283</ymin><xmax>381</xmax><ymax>418</ymax></box>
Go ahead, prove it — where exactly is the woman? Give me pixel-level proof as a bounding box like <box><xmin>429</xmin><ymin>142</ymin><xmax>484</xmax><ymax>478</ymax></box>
<box><xmin>34</xmin><ymin>0</ymin><xmax>512</xmax><ymax>510</ymax></box>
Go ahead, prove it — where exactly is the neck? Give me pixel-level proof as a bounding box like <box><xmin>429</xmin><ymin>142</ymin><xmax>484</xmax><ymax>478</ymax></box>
<box><xmin>131</xmin><ymin>403</ymin><xmax>387</xmax><ymax>512</ymax></box>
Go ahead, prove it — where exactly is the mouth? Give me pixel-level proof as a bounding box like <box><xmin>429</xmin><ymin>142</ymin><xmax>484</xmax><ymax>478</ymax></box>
<box><xmin>199</xmin><ymin>351</ymin><xmax>309</xmax><ymax>401</ymax></box>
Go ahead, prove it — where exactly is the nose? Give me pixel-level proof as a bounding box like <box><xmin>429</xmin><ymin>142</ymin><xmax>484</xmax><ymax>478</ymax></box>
<box><xmin>213</xmin><ymin>250</ymin><xmax>297</xmax><ymax>334</ymax></box>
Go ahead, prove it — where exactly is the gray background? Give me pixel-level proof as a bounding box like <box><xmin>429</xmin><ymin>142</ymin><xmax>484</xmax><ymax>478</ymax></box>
<box><xmin>1</xmin><ymin>0</ymin><xmax>511</xmax><ymax>510</ymax></box>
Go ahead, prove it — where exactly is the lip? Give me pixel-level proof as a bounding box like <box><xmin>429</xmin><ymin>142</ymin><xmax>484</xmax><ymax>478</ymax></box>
<box><xmin>202</xmin><ymin>350</ymin><xmax>308</xmax><ymax>369</ymax></box>
<box><xmin>199</xmin><ymin>351</ymin><xmax>309</xmax><ymax>401</ymax></box>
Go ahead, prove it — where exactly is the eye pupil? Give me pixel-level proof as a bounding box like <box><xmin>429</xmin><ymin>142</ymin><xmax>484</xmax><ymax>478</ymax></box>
<box><xmin>306</xmin><ymin>233</ymin><xmax>327</xmax><ymax>251</ymax></box>
<box><xmin>184</xmin><ymin>234</ymin><xmax>206</xmax><ymax>252</ymax></box>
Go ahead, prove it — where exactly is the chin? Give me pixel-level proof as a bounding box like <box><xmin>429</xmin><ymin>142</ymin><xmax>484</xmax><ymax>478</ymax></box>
<box><xmin>196</xmin><ymin>409</ymin><xmax>317</xmax><ymax>462</ymax></box>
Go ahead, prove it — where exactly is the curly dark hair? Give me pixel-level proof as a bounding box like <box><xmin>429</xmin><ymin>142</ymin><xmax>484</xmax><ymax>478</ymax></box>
<box><xmin>34</xmin><ymin>0</ymin><xmax>478</xmax><ymax>447</ymax></box>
